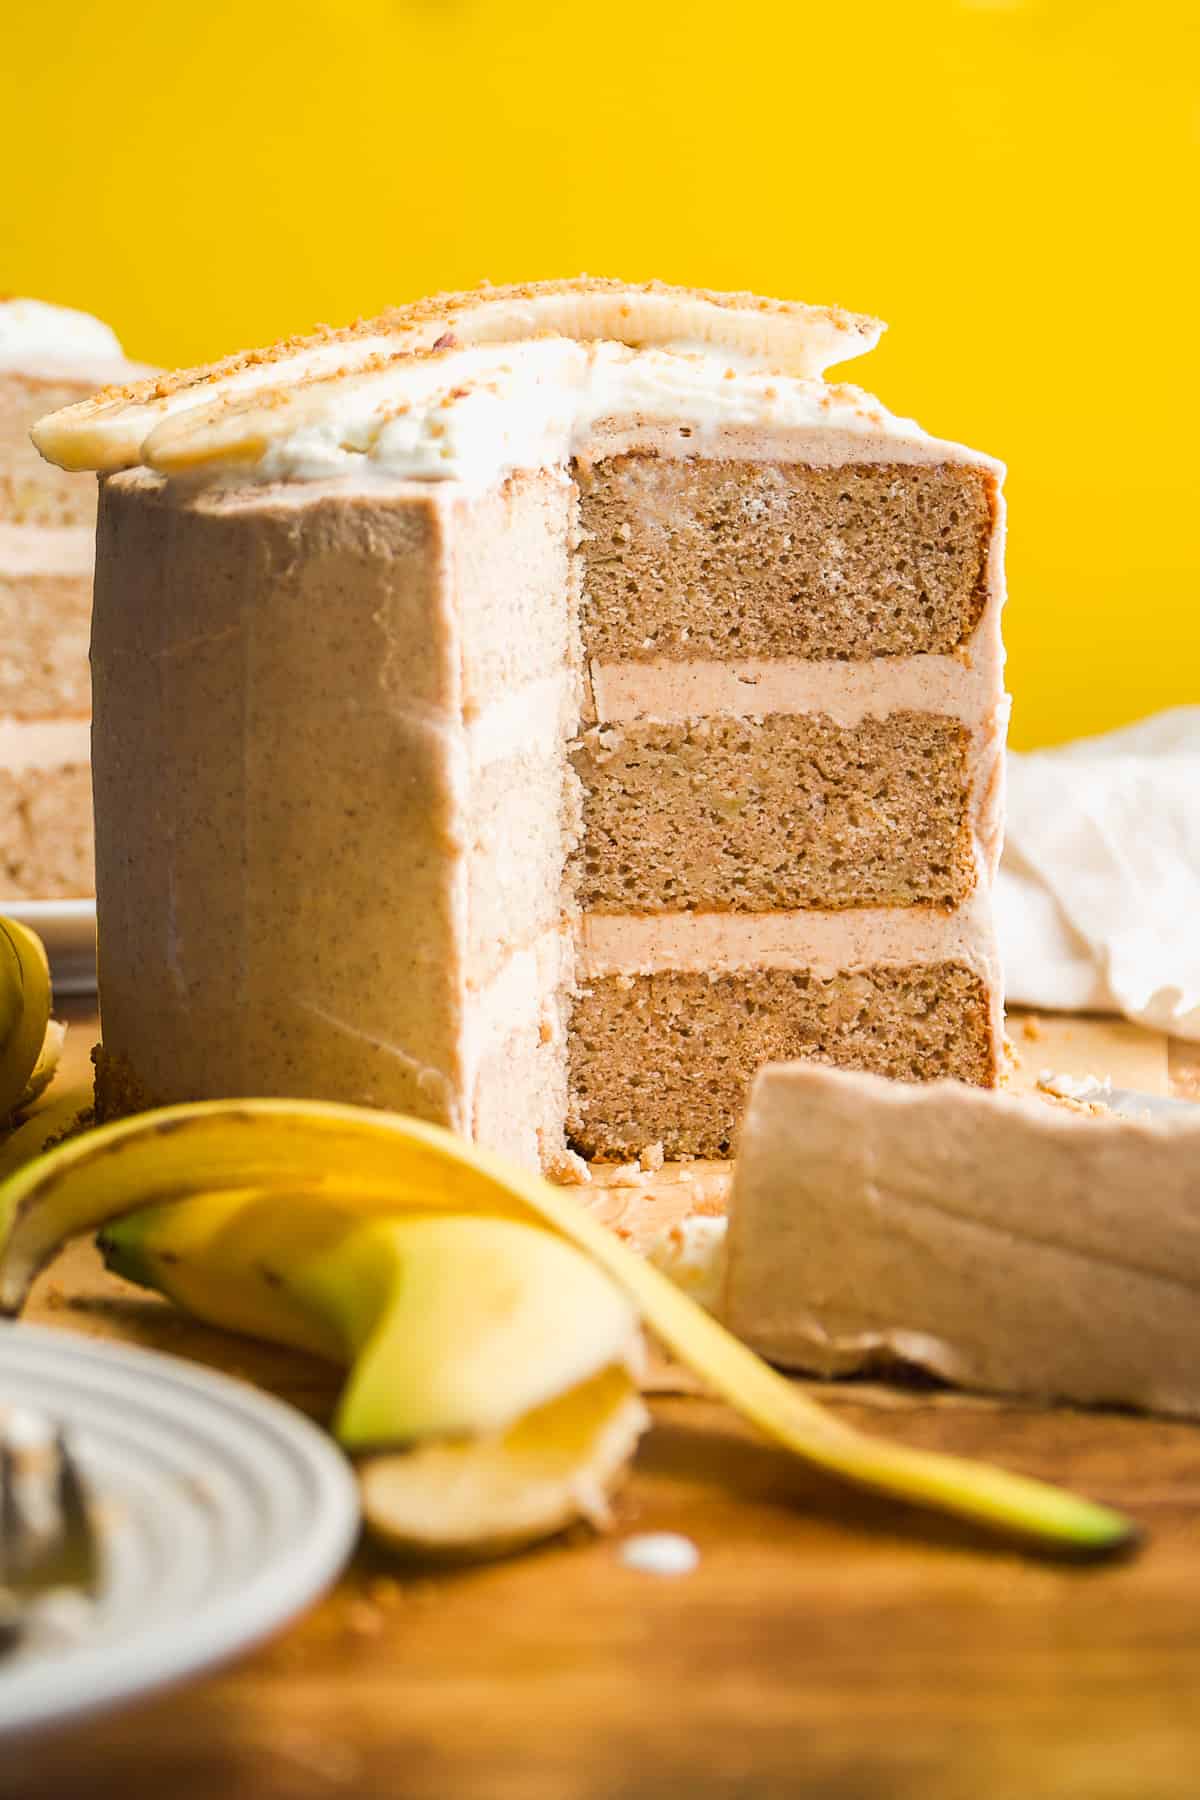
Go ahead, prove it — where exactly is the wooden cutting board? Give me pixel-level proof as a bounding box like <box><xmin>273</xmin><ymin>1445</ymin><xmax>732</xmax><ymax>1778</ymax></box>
<box><xmin>11</xmin><ymin>1003</ymin><xmax>1200</xmax><ymax>1800</ymax></box>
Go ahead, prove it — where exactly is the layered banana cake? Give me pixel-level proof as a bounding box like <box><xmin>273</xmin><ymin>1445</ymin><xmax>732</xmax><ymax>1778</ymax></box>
<box><xmin>34</xmin><ymin>279</ymin><xmax>1008</xmax><ymax>1168</ymax></box>
<box><xmin>0</xmin><ymin>299</ymin><xmax>146</xmax><ymax>898</ymax></box>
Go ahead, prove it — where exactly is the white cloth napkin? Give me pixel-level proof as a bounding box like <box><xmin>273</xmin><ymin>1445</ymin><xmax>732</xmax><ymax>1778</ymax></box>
<box><xmin>996</xmin><ymin>708</ymin><xmax>1200</xmax><ymax>1039</ymax></box>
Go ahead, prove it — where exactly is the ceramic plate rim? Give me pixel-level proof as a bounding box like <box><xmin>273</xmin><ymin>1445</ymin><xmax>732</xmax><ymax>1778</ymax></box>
<box><xmin>0</xmin><ymin>1321</ymin><xmax>360</xmax><ymax>1741</ymax></box>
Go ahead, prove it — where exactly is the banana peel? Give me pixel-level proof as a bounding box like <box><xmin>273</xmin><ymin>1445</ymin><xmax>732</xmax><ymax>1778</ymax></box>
<box><xmin>0</xmin><ymin>1084</ymin><xmax>93</xmax><ymax>1181</ymax></box>
<box><xmin>107</xmin><ymin>1192</ymin><xmax>648</xmax><ymax>1556</ymax></box>
<box><xmin>102</xmin><ymin>1194</ymin><xmax>648</xmax><ymax>1555</ymax></box>
<box><xmin>102</xmin><ymin>1197</ymin><xmax>643</xmax><ymax>1446</ymax></box>
<box><xmin>0</xmin><ymin>918</ymin><xmax>53</xmax><ymax>1124</ymax></box>
<box><xmin>0</xmin><ymin>1098</ymin><xmax>1138</xmax><ymax>1557</ymax></box>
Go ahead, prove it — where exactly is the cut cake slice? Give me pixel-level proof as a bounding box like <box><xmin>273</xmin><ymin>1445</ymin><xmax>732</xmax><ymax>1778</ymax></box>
<box><xmin>723</xmin><ymin>1060</ymin><xmax>1200</xmax><ymax>1417</ymax></box>
<box><xmin>33</xmin><ymin>279</ymin><xmax>1008</xmax><ymax>1165</ymax></box>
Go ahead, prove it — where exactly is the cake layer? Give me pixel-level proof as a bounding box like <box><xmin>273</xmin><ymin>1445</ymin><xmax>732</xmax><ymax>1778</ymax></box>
<box><xmin>0</xmin><ymin>374</ymin><xmax>104</xmax><ymax>527</ymax></box>
<box><xmin>0</xmin><ymin>535</ymin><xmax>93</xmax><ymax>717</ymax></box>
<box><xmin>567</xmin><ymin>963</ymin><xmax>996</xmax><ymax>1160</ymax></box>
<box><xmin>572</xmin><ymin>711</ymin><xmax>973</xmax><ymax>912</ymax></box>
<box><xmin>577</xmin><ymin>458</ymin><xmax>995</xmax><ymax>662</ymax></box>
<box><xmin>0</xmin><ymin>748</ymin><xmax>93</xmax><ymax>898</ymax></box>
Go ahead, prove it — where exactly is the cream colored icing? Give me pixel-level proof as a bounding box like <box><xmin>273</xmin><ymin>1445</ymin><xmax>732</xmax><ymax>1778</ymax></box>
<box><xmin>0</xmin><ymin>298</ymin><xmax>125</xmax><ymax>380</ymax></box>
<box><xmin>202</xmin><ymin>343</ymin><xmax>993</xmax><ymax>490</ymax></box>
<box><xmin>578</xmin><ymin>880</ymin><xmax>998</xmax><ymax>982</ymax></box>
<box><xmin>0</xmin><ymin>717</ymin><xmax>90</xmax><ymax>770</ymax></box>
<box><xmin>724</xmin><ymin>1062</ymin><xmax>1200</xmax><ymax>1415</ymax></box>
<box><xmin>463</xmin><ymin>923</ymin><xmax>568</xmax><ymax>1094</ymax></box>
<box><xmin>464</xmin><ymin>671</ymin><xmax>578</xmax><ymax>768</ymax></box>
<box><xmin>0</xmin><ymin>523</ymin><xmax>94</xmax><ymax>577</ymax></box>
<box><xmin>590</xmin><ymin>651</ymin><xmax>990</xmax><ymax>727</ymax></box>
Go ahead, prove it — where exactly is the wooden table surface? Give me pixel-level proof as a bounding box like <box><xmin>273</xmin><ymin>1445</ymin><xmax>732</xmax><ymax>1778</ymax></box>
<box><xmin>11</xmin><ymin>1004</ymin><xmax>1200</xmax><ymax>1800</ymax></box>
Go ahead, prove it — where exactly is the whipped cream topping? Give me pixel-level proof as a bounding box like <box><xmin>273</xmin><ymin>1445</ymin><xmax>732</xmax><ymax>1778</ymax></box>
<box><xmin>241</xmin><ymin>342</ymin><xmax>959</xmax><ymax>489</ymax></box>
<box><xmin>0</xmin><ymin>298</ymin><xmax>123</xmax><ymax>375</ymax></box>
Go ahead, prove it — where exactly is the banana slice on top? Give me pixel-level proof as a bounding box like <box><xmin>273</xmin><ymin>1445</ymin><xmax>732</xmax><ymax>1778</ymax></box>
<box><xmin>32</xmin><ymin>278</ymin><xmax>883</xmax><ymax>475</ymax></box>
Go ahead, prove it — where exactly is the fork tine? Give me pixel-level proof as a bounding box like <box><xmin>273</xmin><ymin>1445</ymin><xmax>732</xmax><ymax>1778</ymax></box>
<box><xmin>0</xmin><ymin>1439</ymin><xmax>19</xmax><ymax>1588</ymax></box>
<box><xmin>0</xmin><ymin>1414</ymin><xmax>99</xmax><ymax>1605</ymax></box>
<box><xmin>50</xmin><ymin>1432</ymin><xmax>99</xmax><ymax>1597</ymax></box>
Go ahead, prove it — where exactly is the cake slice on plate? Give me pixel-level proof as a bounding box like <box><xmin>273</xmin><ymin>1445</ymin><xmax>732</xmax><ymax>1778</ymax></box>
<box><xmin>33</xmin><ymin>278</ymin><xmax>1007</xmax><ymax>1168</ymax></box>
<box><xmin>0</xmin><ymin>299</ymin><xmax>149</xmax><ymax>899</ymax></box>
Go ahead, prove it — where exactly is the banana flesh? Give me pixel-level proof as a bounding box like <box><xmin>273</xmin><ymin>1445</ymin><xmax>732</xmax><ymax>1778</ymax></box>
<box><xmin>31</xmin><ymin>278</ymin><xmax>883</xmax><ymax>475</ymax></box>
<box><xmin>360</xmin><ymin>1369</ymin><xmax>649</xmax><ymax>1559</ymax></box>
<box><xmin>0</xmin><ymin>1097</ymin><xmax>1137</xmax><ymax>1555</ymax></box>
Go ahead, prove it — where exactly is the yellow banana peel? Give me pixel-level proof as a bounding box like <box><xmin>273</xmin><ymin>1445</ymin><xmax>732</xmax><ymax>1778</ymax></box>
<box><xmin>0</xmin><ymin>918</ymin><xmax>53</xmax><ymax>1124</ymax></box>
<box><xmin>102</xmin><ymin>1190</ymin><xmax>649</xmax><ymax>1554</ymax></box>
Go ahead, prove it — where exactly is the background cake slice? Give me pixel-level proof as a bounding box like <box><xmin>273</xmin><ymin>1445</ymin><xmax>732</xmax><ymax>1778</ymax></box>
<box><xmin>0</xmin><ymin>298</ymin><xmax>149</xmax><ymax>899</ymax></box>
<box><xmin>33</xmin><ymin>279</ymin><xmax>1007</xmax><ymax>1165</ymax></box>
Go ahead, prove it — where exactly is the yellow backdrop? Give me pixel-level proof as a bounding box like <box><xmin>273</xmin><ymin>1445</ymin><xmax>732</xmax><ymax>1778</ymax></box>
<box><xmin>4</xmin><ymin>0</ymin><xmax>1197</xmax><ymax>746</ymax></box>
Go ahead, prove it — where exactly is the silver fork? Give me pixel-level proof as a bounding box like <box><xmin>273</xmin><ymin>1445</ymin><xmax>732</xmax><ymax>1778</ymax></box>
<box><xmin>0</xmin><ymin>1405</ymin><xmax>99</xmax><ymax>1654</ymax></box>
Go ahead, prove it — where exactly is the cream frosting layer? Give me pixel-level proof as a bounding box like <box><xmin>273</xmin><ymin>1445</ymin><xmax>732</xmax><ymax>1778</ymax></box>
<box><xmin>182</xmin><ymin>344</ymin><xmax>993</xmax><ymax>491</ymax></box>
<box><xmin>462</xmin><ymin>924</ymin><xmax>569</xmax><ymax>1104</ymax></box>
<box><xmin>0</xmin><ymin>523</ymin><xmax>94</xmax><ymax>577</ymax></box>
<box><xmin>464</xmin><ymin>671</ymin><xmax>578</xmax><ymax>769</ymax></box>
<box><xmin>589</xmin><ymin>652</ymin><xmax>992</xmax><ymax>729</ymax></box>
<box><xmin>724</xmin><ymin>1063</ymin><xmax>1200</xmax><ymax>1414</ymax></box>
<box><xmin>578</xmin><ymin>880</ymin><xmax>1004</xmax><ymax>1078</ymax></box>
<box><xmin>578</xmin><ymin>886</ymin><xmax>998</xmax><ymax>983</ymax></box>
<box><xmin>248</xmin><ymin>345</ymin><xmax>986</xmax><ymax>489</ymax></box>
<box><xmin>0</xmin><ymin>298</ymin><xmax>125</xmax><ymax>381</ymax></box>
<box><xmin>0</xmin><ymin>716</ymin><xmax>91</xmax><ymax>770</ymax></box>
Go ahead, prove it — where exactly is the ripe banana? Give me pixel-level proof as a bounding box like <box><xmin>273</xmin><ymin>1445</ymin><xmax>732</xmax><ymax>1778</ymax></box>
<box><xmin>102</xmin><ymin>1193</ymin><xmax>647</xmax><ymax>1554</ymax></box>
<box><xmin>0</xmin><ymin>1098</ymin><xmax>1136</xmax><ymax>1555</ymax></box>
<box><xmin>102</xmin><ymin>1197</ymin><xmax>642</xmax><ymax>1445</ymax></box>
<box><xmin>0</xmin><ymin>918</ymin><xmax>52</xmax><ymax>1124</ymax></box>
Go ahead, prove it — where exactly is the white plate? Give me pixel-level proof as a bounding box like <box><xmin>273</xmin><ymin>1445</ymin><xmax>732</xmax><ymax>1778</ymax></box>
<box><xmin>0</xmin><ymin>1322</ymin><xmax>359</xmax><ymax>1739</ymax></box>
<box><xmin>1</xmin><ymin>900</ymin><xmax>96</xmax><ymax>997</ymax></box>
